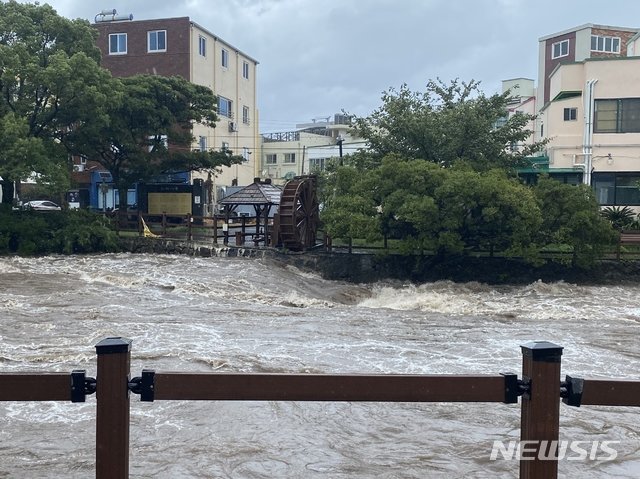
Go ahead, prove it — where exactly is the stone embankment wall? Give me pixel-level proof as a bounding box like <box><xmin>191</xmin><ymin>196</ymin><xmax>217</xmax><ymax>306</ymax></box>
<box><xmin>118</xmin><ymin>237</ymin><xmax>640</xmax><ymax>285</ymax></box>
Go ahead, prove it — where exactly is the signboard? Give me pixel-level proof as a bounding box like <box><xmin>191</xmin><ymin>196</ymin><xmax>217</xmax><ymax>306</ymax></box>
<box><xmin>148</xmin><ymin>192</ymin><xmax>192</xmax><ymax>215</ymax></box>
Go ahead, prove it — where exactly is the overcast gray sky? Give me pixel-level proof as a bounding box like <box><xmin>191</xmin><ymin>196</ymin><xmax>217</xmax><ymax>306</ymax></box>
<box><xmin>27</xmin><ymin>0</ymin><xmax>640</xmax><ymax>132</ymax></box>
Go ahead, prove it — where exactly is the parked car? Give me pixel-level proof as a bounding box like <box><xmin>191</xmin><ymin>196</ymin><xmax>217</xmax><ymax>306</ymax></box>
<box><xmin>23</xmin><ymin>200</ymin><xmax>62</xmax><ymax>211</ymax></box>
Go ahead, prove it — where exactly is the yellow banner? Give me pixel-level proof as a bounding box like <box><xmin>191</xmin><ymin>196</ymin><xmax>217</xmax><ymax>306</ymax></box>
<box><xmin>148</xmin><ymin>193</ymin><xmax>192</xmax><ymax>215</ymax></box>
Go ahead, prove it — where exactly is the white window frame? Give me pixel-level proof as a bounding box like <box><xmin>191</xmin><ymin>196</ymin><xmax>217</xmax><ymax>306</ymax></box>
<box><xmin>242</xmin><ymin>105</ymin><xmax>250</xmax><ymax>124</ymax></box>
<box><xmin>591</xmin><ymin>35</ymin><xmax>621</xmax><ymax>53</ymax></box>
<box><xmin>148</xmin><ymin>30</ymin><xmax>167</xmax><ymax>53</ymax></box>
<box><xmin>218</xmin><ymin>97</ymin><xmax>232</xmax><ymax>118</ymax></box>
<box><xmin>552</xmin><ymin>39</ymin><xmax>569</xmax><ymax>59</ymax></box>
<box><xmin>198</xmin><ymin>36</ymin><xmax>206</xmax><ymax>57</ymax></box>
<box><xmin>284</xmin><ymin>153</ymin><xmax>296</xmax><ymax>164</ymax></box>
<box><xmin>221</xmin><ymin>141</ymin><xmax>229</xmax><ymax>151</ymax></box>
<box><xmin>221</xmin><ymin>48</ymin><xmax>229</xmax><ymax>68</ymax></box>
<box><xmin>199</xmin><ymin>136</ymin><xmax>207</xmax><ymax>151</ymax></box>
<box><xmin>109</xmin><ymin>33</ymin><xmax>127</xmax><ymax>55</ymax></box>
<box><xmin>265</xmin><ymin>154</ymin><xmax>277</xmax><ymax>165</ymax></box>
<box><xmin>310</xmin><ymin>158</ymin><xmax>327</xmax><ymax>171</ymax></box>
<box><xmin>242</xmin><ymin>61</ymin><xmax>249</xmax><ymax>80</ymax></box>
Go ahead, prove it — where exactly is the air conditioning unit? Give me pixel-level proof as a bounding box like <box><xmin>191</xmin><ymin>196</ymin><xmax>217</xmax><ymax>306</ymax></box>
<box><xmin>73</xmin><ymin>164</ymin><xmax>85</xmax><ymax>172</ymax></box>
<box><xmin>228</xmin><ymin>121</ymin><xmax>238</xmax><ymax>132</ymax></box>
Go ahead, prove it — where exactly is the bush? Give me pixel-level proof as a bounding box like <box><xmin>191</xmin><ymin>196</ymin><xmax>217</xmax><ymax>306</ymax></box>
<box><xmin>0</xmin><ymin>207</ymin><xmax>119</xmax><ymax>255</ymax></box>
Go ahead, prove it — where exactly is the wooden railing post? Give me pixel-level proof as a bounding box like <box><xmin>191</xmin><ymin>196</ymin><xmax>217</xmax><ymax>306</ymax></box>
<box><xmin>95</xmin><ymin>337</ymin><xmax>132</xmax><ymax>479</ymax></box>
<box><xmin>520</xmin><ymin>341</ymin><xmax>563</xmax><ymax>479</ymax></box>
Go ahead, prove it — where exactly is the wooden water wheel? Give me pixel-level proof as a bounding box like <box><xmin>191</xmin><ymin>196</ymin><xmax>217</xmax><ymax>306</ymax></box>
<box><xmin>277</xmin><ymin>175</ymin><xmax>319</xmax><ymax>250</ymax></box>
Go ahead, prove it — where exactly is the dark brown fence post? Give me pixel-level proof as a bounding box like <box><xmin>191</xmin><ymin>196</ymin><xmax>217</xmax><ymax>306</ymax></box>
<box><xmin>520</xmin><ymin>341</ymin><xmax>563</xmax><ymax>479</ymax></box>
<box><xmin>95</xmin><ymin>337</ymin><xmax>132</xmax><ymax>479</ymax></box>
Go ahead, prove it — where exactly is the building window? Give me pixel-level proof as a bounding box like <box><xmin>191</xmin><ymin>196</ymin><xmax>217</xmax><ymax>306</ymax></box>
<box><xmin>242</xmin><ymin>61</ymin><xmax>249</xmax><ymax>79</ymax></box>
<box><xmin>109</xmin><ymin>33</ymin><xmax>127</xmax><ymax>55</ymax></box>
<box><xmin>221</xmin><ymin>48</ymin><xmax>229</xmax><ymax>68</ymax></box>
<box><xmin>564</xmin><ymin>107</ymin><xmax>577</xmax><ymax>121</ymax></box>
<box><xmin>221</xmin><ymin>141</ymin><xmax>229</xmax><ymax>151</ymax></box>
<box><xmin>494</xmin><ymin>116</ymin><xmax>507</xmax><ymax>129</ymax></box>
<box><xmin>199</xmin><ymin>36</ymin><xmax>206</xmax><ymax>57</ymax></box>
<box><xmin>594</xmin><ymin>98</ymin><xmax>640</xmax><ymax>133</ymax></box>
<box><xmin>148</xmin><ymin>30</ymin><xmax>166</xmax><ymax>52</ymax></box>
<box><xmin>265</xmin><ymin>154</ymin><xmax>277</xmax><ymax>165</ymax></box>
<box><xmin>310</xmin><ymin>158</ymin><xmax>327</xmax><ymax>171</ymax></box>
<box><xmin>199</xmin><ymin>136</ymin><xmax>207</xmax><ymax>151</ymax></box>
<box><xmin>218</xmin><ymin>97</ymin><xmax>232</xmax><ymax>118</ymax></box>
<box><xmin>284</xmin><ymin>153</ymin><xmax>296</xmax><ymax>164</ymax></box>
<box><xmin>593</xmin><ymin>173</ymin><xmax>640</xmax><ymax>205</ymax></box>
<box><xmin>242</xmin><ymin>106</ymin><xmax>250</xmax><ymax>124</ymax></box>
<box><xmin>591</xmin><ymin>35</ymin><xmax>620</xmax><ymax>53</ymax></box>
<box><xmin>552</xmin><ymin>39</ymin><xmax>569</xmax><ymax>59</ymax></box>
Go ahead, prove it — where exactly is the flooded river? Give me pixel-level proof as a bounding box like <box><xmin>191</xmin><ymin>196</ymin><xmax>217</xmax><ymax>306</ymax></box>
<box><xmin>1</xmin><ymin>254</ymin><xmax>639</xmax><ymax>478</ymax></box>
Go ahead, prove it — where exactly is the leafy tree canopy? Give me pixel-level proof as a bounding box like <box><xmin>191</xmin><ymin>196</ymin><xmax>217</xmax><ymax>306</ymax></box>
<box><xmin>350</xmin><ymin>79</ymin><xmax>547</xmax><ymax>171</ymax></box>
<box><xmin>66</xmin><ymin>74</ymin><xmax>243</xmax><ymax>200</ymax></box>
<box><xmin>533</xmin><ymin>176</ymin><xmax>618</xmax><ymax>267</ymax></box>
<box><xmin>321</xmin><ymin>159</ymin><xmax>616</xmax><ymax>266</ymax></box>
<box><xmin>322</xmin><ymin>157</ymin><xmax>543</xmax><ymax>257</ymax></box>
<box><xmin>0</xmin><ymin>0</ymin><xmax>108</xmax><ymax>197</ymax></box>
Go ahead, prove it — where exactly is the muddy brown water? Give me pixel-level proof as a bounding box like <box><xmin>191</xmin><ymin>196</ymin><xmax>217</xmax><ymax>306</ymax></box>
<box><xmin>1</xmin><ymin>254</ymin><xmax>639</xmax><ymax>478</ymax></box>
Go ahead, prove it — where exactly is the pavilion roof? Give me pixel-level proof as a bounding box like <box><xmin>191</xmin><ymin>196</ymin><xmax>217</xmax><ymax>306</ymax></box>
<box><xmin>219</xmin><ymin>181</ymin><xmax>282</xmax><ymax>205</ymax></box>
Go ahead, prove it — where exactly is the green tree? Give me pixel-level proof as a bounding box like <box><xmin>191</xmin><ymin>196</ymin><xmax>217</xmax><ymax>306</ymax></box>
<box><xmin>0</xmin><ymin>1</ymin><xmax>109</xmax><ymax>202</ymax></box>
<box><xmin>533</xmin><ymin>177</ymin><xmax>617</xmax><ymax>267</ymax></box>
<box><xmin>350</xmin><ymin>79</ymin><xmax>547</xmax><ymax>171</ymax></box>
<box><xmin>433</xmin><ymin>168</ymin><xmax>542</xmax><ymax>257</ymax></box>
<box><xmin>65</xmin><ymin>74</ymin><xmax>243</xmax><ymax>209</ymax></box>
<box><xmin>322</xmin><ymin>157</ymin><xmax>543</xmax><ymax>258</ymax></box>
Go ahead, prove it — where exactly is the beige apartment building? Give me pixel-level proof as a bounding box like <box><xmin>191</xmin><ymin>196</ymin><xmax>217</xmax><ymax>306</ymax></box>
<box><xmin>530</xmin><ymin>24</ymin><xmax>640</xmax><ymax>205</ymax></box>
<box><xmin>93</xmin><ymin>15</ymin><xmax>259</xmax><ymax>195</ymax></box>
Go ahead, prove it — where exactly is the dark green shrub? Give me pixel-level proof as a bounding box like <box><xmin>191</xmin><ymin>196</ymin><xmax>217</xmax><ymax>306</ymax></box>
<box><xmin>0</xmin><ymin>208</ymin><xmax>119</xmax><ymax>255</ymax></box>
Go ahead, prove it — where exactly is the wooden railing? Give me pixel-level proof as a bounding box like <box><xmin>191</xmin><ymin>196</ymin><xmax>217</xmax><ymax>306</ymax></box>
<box><xmin>112</xmin><ymin>211</ymin><xmax>274</xmax><ymax>246</ymax></box>
<box><xmin>2</xmin><ymin>339</ymin><xmax>639</xmax><ymax>478</ymax></box>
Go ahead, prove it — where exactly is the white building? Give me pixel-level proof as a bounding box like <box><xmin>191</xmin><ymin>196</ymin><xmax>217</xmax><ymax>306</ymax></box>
<box><xmin>261</xmin><ymin>114</ymin><xmax>366</xmax><ymax>183</ymax></box>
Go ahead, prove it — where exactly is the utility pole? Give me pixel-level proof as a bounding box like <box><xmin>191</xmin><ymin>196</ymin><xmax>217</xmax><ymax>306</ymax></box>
<box><xmin>337</xmin><ymin>135</ymin><xmax>344</xmax><ymax>166</ymax></box>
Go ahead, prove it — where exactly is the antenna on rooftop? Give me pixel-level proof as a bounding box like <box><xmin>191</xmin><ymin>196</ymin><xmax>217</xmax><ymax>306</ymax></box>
<box><xmin>95</xmin><ymin>9</ymin><xmax>133</xmax><ymax>23</ymax></box>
